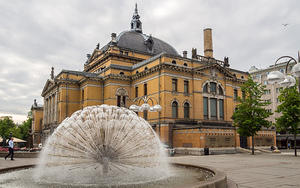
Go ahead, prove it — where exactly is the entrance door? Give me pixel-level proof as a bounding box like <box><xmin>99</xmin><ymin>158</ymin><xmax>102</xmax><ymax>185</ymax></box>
<box><xmin>240</xmin><ymin>136</ymin><xmax>248</xmax><ymax>148</ymax></box>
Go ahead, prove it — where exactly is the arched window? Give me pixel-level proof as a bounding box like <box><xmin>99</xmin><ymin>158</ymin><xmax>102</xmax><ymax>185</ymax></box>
<box><xmin>210</xmin><ymin>82</ymin><xmax>217</xmax><ymax>93</ymax></box>
<box><xmin>203</xmin><ymin>83</ymin><xmax>208</xmax><ymax>93</ymax></box>
<box><xmin>144</xmin><ymin>67</ymin><xmax>148</xmax><ymax>70</ymax></box>
<box><xmin>172</xmin><ymin>101</ymin><xmax>178</xmax><ymax>118</ymax></box>
<box><xmin>184</xmin><ymin>102</ymin><xmax>189</xmax><ymax>119</ymax></box>
<box><xmin>172</xmin><ymin>60</ymin><xmax>176</xmax><ymax>64</ymax></box>
<box><xmin>136</xmin><ymin>71</ymin><xmax>139</xmax><ymax>74</ymax></box>
<box><xmin>183</xmin><ymin>63</ymin><xmax>188</xmax><ymax>67</ymax></box>
<box><xmin>218</xmin><ymin>86</ymin><xmax>224</xmax><ymax>95</ymax></box>
<box><xmin>120</xmin><ymin>72</ymin><xmax>124</xmax><ymax>75</ymax></box>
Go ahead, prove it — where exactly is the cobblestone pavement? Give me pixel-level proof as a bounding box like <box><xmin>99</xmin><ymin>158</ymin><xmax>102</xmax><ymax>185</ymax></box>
<box><xmin>1</xmin><ymin>153</ymin><xmax>300</xmax><ymax>188</ymax></box>
<box><xmin>170</xmin><ymin>153</ymin><xmax>300</xmax><ymax>188</ymax></box>
<box><xmin>0</xmin><ymin>157</ymin><xmax>37</xmax><ymax>171</ymax></box>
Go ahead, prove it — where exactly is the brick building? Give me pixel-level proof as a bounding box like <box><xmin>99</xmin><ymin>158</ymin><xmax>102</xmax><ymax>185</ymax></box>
<box><xmin>40</xmin><ymin>5</ymin><xmax>276</xmax><ymax>149</ymax></box>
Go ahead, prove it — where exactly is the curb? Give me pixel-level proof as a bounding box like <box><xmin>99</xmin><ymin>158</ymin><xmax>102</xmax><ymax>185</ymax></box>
<box><xmin>0</xmin><ymin>164</ymin><xmax>36</xmax><ymax>174</ymax></box>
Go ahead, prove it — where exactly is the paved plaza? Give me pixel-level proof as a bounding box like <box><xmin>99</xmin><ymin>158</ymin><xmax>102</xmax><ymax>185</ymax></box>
<box><xmin>1</xmin><ymin>152</ymin><xmax>300</xmax><ymax>187</ymax></box>
<box><xmin>171</xmin><ymin>152</ymin><xmax>300</xmax><ymax>188</ymax></box>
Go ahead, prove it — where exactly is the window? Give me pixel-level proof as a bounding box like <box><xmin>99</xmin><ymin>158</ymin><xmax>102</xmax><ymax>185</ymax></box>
<box><xmin>264</xmin><ymin>80</ymin><xmax>268</xmax><ymax>85</ymax></box>
<box><xmin>144</xmin><ymin>67</ymin><xmax>148</xmax><ymax>70</ymax></box>
<box><xmin>172</xmin><ymin>101</ymin><xmax>178</xmax><ymax>118</ymax></box>
<box><xmin>117</xmin><ymin>96</ymin><xmax>121</xmax><ymax>107</ymax></box>
<box><xmin>183</xmin><ymin>63</ymin><xmax>188</xmax><ymax>67</ymax></box>
<box><xmin>122</xmin><ymin>96</ymin><xmax>126</xmax><ymax>107</ymax></box>
<box><xmin>218</xmin><ymin>86</ymin><xmax>223</xmax><ymax>95</ymax></box>
<box><xmin>184</xmin><ymin>80</ymin><xmax>189</xmax><ymax>94</ymax></box>
<box><xmin>82</xmin><ymin>89</ymin><xmax>84</xmax><ymax>102</ymax></box>
<box><xmin>184</xmin><ymin>102</ymin><xmax>190</xmax><ymax>119</ymax></box>
<box><xmin>135</xmin><ymin>86</ymin><xmax>138</xmax><ymax>98</ymax></box>
<box><xmin>219</xmin><ymin>99</ymin><xmax>224</xmax><ymax>120</ymax></box>
<box><xmin>172</xmin><ymin>79</ymin><xmax>178</xmax><ymax>92</ymax></box>
<box><xmin>125</xmin><ymin>52</ymin><xmax>129</xmax><ymax>56</ymax></box>
<box><xmin>120</xmin><ymin>72</ymin><xmax>124</xmax><ymax>75</ymax></box>
<box><xmin>172</xmin><ymin>60</ymin><xmax>176</xmax><ymax>64</ymax></box>
<box><xmin>242</xmin><ymin>90</ymin><xmax>246</xmax><ymax>101</ymax></box>
<box><xmin>143</xmin><ymin>110</ymin><xmax>148</xmax><ymax>120</ymax></box>
<box><xmin>120</xmin><ymin>50</ymin><xmax>123</xmax><ymax>54</ymax></box>
<box><xmin>210</xmin><ymin>82</ymin><xmax>217</xmax><ymax>93</ymax></box>
<box><xmin>210</xmin><ymin>98</ymin><xmax>217</xmax><ymax>120</ymax></box>
<box><xmin>136</xmin><ymin>71</ymin><xmax>139</xmax><ymax>74</ymax></box>
<box><xmin>276</xmin><ymin>87</ymin><xmax>283</xmax><ymax>93</ymax></box>
<box><xmin>203</xmin><ymin>97</ymin><xmax>208</xmax><ymax>119</ymax></box>
<box><xmin>234</xmin><ymin>89</ymin><xmax>238</xmax><ymax>101</ymax></box>
<box><xmin>264</xmin><ymin>89</ymin><xmax>271</xmax><ymax>95</ymax></box>
<box><xmin>203</xmin><ymin>83</ymin><xmax>208</xmax><ymax>93</ymax></box>
<box><xmin>241</xmin><ymin>76</ymin><xmax>244</xmax><ymax>79</ymax></box>
<box><xmin>144</xmin><ymin>83</ymin><xmax>147</xmax><ymax>96</ymax></box>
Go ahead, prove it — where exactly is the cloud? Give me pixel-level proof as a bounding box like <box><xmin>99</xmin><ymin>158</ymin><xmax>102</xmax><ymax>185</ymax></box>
<box><xmin>0</xmin><ymin>0</ymin><xmax>299</xmax><ymax>120</ymax></box>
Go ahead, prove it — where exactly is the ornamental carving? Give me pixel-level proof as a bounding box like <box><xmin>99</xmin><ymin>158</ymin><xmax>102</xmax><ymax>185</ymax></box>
<box><xmin>115</xmin><ymin>88</ymin><xmax>128</xmax><ymax>96</ymax></box>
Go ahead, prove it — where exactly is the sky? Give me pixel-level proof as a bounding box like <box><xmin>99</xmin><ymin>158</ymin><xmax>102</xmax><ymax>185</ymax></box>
<box><xmin>0</xmin><ymin>0</ymin><xmax>299</xmax><ymax>123</ymax></box>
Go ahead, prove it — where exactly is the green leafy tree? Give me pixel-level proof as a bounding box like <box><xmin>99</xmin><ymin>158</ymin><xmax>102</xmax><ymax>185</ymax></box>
<box><xmin>0</xmin><ymin>116</ymin><xmax>15</xmax><ymax>146</ymax></box>
<box><xmin>276</xmin><ymin>85</ymin><xmax>300</xmax><ymax>156</ymax></box>
<box><xmin>232</xmin><ymin>77</ymin><xmax>272</xmax><ymax>155</ymax></box>
<box><xmin>18</xmin><ymin>117</ymin><xmax>32</xmax><ymax>141</ymax></box>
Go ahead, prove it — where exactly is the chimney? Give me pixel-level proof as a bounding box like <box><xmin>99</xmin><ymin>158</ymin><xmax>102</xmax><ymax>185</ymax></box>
<box><xmin>203</xmin><ymin>28</ymin><xmax>213</xmax><ymax>58</ymax></box>
<box><xmin>50</xmin><ymin>67</ymin><xmax>54</xmax><ymax>80</ymax></box>
<box><xmin>183</xmin><ymin>50</ymin><xmax>187</xmax><ymax>58</ymax></box>
<box><xmin>192</xmin><ymin>48</ymin><xmax>197</xmax><ymax>59</ymax></box>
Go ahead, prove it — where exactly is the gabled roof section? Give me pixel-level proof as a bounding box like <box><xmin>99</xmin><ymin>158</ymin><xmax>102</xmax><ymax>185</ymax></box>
<box><xmin>41</xmin><ymin>79</ymin><xmax>55</xmax><ymax>96</ymax></box>
<box><xmin>194</xmin><ymin>63</ymin><xmax>236</xmax><ymax>78</ymax></box>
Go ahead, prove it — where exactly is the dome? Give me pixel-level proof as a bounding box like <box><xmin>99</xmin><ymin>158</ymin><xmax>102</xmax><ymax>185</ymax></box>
<box><xmin>100</xmin><ymin>4</ymin><xmax>179</xmax><ymax>56</ymax></box>
<box><xmin>115</xmin><ymin>31</ymin><xmax>179</xmax><ymax>56</ymax></box>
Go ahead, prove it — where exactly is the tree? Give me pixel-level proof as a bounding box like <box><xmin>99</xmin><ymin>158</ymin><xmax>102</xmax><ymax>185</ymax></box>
<box><xmin>18</xmin><ymin>117</ymin><xmax>32</xmax><ymax>141</ymax></box>
<box><xmin>0</xmin><ymin>116</ymin><xmax>15</xmax><ymax>146</ymax></box>
<box><xmin>276</xmin><ymin>85</ymin><xmax>300</xmax><ymax>156</ymax></box>
<box><xmin>232</xmin><ymin>77</ymin><xmax>272</xmax><ymax>155</ymax></box>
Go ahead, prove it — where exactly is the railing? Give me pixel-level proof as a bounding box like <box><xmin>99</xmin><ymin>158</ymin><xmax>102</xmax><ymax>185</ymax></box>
<box><xmin>195</xmin><ymin>55</ymin><xmax>227</xmax><ymax>67</ymax></box>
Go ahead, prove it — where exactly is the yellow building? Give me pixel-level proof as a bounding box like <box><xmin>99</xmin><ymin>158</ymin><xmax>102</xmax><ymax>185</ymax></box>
<box><xmin>41</xmin><ymin>5</ymin><xmax>275</xmax><ymax>149</ymax></box>
<box><xmin>31</xmin><ymin>99</ymin><xmax>43</xmax><ymax>147</ymax></box>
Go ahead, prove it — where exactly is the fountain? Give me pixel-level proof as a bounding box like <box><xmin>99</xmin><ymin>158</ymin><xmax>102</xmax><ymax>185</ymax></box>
<box><xmin>0</xmin><ymin>105</ymin><xmax>228</xmax><ymax>188</ymax></box>
<box><xmin>34</xmin><ymin>105</ymin><xmax>170</xmax><ymax>186</ymax></box>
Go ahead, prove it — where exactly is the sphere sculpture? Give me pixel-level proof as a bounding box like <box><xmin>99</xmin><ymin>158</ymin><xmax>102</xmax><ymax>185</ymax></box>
<box><xmin>35</xmin><ymin>105</ymin><xmax>169</xmax><ymax>185</ymax></box>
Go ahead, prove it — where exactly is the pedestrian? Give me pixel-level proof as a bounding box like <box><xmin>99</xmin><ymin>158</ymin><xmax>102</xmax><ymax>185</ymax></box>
<box><xmin>288</xmin><ymin>142</ymin><xmax>291</xmax><ymax>150</ymax></box>
<box><xmin>4</xmin><ymin>137</ymin><xmax>14</xmax><ymax>160</ymax></box>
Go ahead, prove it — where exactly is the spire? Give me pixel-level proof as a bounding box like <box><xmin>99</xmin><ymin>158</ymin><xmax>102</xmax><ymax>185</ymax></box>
<box><xmin>130</xmin><ymin>3</ymin><xmax>142</xmax><ymax>33</ymax></box>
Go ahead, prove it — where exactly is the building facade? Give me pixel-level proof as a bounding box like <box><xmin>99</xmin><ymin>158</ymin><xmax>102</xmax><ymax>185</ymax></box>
<box><xmin>30</xmin><ymin>99</ymin><xmax>43</xmax><ymax>147</ymax></box>
<box><xmin>40</xmin><ymin>5</ymin><xmax>276</xmax><ymax>148</ymax></box>
<box><xmin>249</xmin><ymin>62</ymin><xmax>297</xmax><ymax>148</ymax></box>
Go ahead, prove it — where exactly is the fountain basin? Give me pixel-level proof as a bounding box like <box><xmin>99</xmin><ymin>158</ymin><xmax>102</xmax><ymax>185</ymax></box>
<box><xmin>0</xmin><ymin>162</ymin><xmax>228</xmax><ymax>188</ymax></box>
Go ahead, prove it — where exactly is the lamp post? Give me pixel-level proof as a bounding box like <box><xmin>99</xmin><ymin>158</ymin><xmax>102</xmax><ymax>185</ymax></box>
<box><xmin>267</xmin><ymin>53</ymin><xmax>300</xmax><ymax>89</ymax></box>
<box><xmin>129</xmin><ymin>96</ymin><xmax>162</xmax><ymax>113</ymax></box>
<box><xmin>267</xmin><ymin>52</ymin><xmax>300</xmax><ymax>154</ymax></box>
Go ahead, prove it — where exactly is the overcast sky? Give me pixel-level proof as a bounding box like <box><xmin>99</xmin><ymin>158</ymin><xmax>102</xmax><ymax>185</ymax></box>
<box><xmin>0</xmin><ymin>0</ymin><xmax>299</xmax><ymax>123</ymax></box>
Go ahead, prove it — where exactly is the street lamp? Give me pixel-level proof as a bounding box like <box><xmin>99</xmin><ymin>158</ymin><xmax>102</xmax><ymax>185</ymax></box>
<box><xmin>129</xmin><ymin>96</ymin><xmax>162</xmax><ymax>112</ymax></box>
<box><xmin>267</xmin><ymin>53</ymin><xmax>300</xmax><ymax>89</ymax></box>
